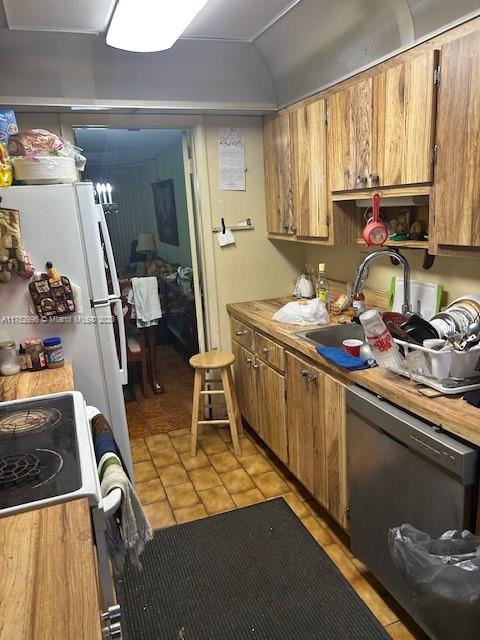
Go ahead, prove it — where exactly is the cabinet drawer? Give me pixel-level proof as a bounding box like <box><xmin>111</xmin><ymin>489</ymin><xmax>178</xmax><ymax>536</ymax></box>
<box><xmin>255</xmin><ymin>332</ymin><xmax>285</xmax><ymax>372</ymax></box>
<box><xmin>231</xmin><ymin>319</ymin><xmax>254</xmax><ymax>351</ymax></box>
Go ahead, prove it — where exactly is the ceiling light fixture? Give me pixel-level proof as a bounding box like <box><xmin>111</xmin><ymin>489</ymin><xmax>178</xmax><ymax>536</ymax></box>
<box><xmin>106</xmin><ymin>0</ymin><xmax>209</xmax><ymax>53</ymax></box>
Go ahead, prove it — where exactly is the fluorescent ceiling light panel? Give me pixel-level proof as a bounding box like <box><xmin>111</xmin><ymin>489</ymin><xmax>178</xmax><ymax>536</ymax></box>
<box><xmin>106</xmin><ymin>0</ymin><xmax>209</xmax><ymax>52</ymax></box>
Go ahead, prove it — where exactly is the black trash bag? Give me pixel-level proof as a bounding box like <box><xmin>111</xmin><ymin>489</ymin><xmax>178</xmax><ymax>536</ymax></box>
<box><xmin>389</xmin><ymin>524</ymin><xmax>480</xmax><ymax>640</ymax></box>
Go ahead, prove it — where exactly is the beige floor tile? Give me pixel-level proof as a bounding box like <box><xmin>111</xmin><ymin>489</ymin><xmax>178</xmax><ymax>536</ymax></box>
<box><xmin>253</xmin><ymin>471</ymin><xmax>289</xmax><ymax>498</ymax></box>
<box><xmin>174</xmin><ymin>503</ymin><xmax>208</xmax><ymax>525</ymax></box>
<box><xmin>209</xmin><ymin>451</ymin><xmax>240</xmax><ymax>474</ymax></box>
<box><xmin>198</xmin><ymin>485</ymin><xmax>235</xmax><ymax>514</ymax></box>
<box><xmin>158</xmin><ymin>463</ymin><xmax>189</xmax><ymax>488</ymax></box>
<box><xmin>230</xmin><ymin>439</ymin><xmax>258</xmax><ymax>457</ymax></box>
<box><xmin>324</xmin><ymin>544</ymin><xmax>364</xmax><ymax>583</ymax></box>
<box><xmin>217</xmin><ymin>426</ymin><xmax>233</xmax><ymax>442</ymax></box>
<box><xmin>197</xmin><ymin>424</ymin><xmax>217</xmax><ymax>439</ymax></box>
<box><xmin>200</xmin><ymin>435</ymin><xmax>228</xmax><ymax>455</ymax></box>
<box><xmin>171</xmin><ymin>434</ymin><xmax>192</xmax><ymax>454</ymax></box>
<box><xmin>385</xmin><ymin>621</ymin><xmax>419</xmax><ymax>640</ymax></box>
<box><xmin>144</xmin><ymin>500</ymin><xmax>175</xmax><ymax>529</ymax></box>
<box><xmin>169</xmin><ymin>427</ymin><xmax>191</xmax><ymax>438</ymax></box>
<box><xmin>133</xmin><ymin>460</ymin><xmax>158</xmax><ymax>483</ymax></box>
<box><xmin>136</xmin><ymin>479</ymin><xmax>166</xmax><ymax>505</ymax></box>
<box><xmin>220</xmin><ymin>468</ymin><xmax>255</xmax><ymax>494</ymax></box>
<box><xmin>180</xmin><ymin>449</ymin><xmax>211</xmax><ymax>471</ymax></box>
<box><xmin>351</xmin><ymin>578</ymin><xmax>398</xmax><ymax>627</ymax></box>
<box><xmin>131</xmin><ymin>441</ymin><xmax>151</xmax><ymax>463</ymax></box>
<box><xmin>189</xmin><ymin>466</ymin><xmax>222</xmax><ymax>491</ymax></box>
<box><xmin>145</xmin><ymin>433</ymin><xmax>173</xmax><ymax>452</ymax></box>
<box><xmin>280</xmin><ymin>492</ymin><xmax>311</xmax><ymax>519</ymax></box>
<box><xmin>166</xmin><ymin>482</ymin><xmax>199</xmax><ymax>510</ymax></box>
<box><xmin>301</xmin><ymin>516</ymin><xmax>334</xmax><ymax>547</ymax></box>
<box><xmin>151</xmin><ymin>447</ymin><xmax>180</xmax><ymax>468</ymax></box>
<box><xmin>240</xmin><ymin>454</ymin><xmax>273</xmax><ymax>476</ymax></box>
<box><xmin>231</xmin><ymin>488</ymin><xmax>265</xmax><ymax>508</ymax></box>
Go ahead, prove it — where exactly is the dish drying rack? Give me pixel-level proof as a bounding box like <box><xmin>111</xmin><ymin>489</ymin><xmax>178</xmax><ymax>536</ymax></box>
<box><xmin>389</xmin><ymin>338</ymin><xmax>480</xmax><ymax>394</ymax></box>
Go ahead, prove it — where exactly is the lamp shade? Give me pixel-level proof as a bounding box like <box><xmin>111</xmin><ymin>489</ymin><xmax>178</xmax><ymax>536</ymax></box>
<box><xmin>137</xmin><ymin>232</ymin><xmax>156</xmax><ymax>254</ymax></box>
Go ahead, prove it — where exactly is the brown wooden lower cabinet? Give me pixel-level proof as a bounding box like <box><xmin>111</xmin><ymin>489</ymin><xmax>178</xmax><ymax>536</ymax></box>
<box><xmin>286</xmin><ymin>351</ymin><xmax>349</xmax><ymax>529</ymax></box>
<box><xmin>232</xmin><ymin>335</ymin><xmax>348</xmax><ymax>529</ymax></box>
<box><xmin>232</xmin><ymin>340</ymin><xmax>288</xmax><ymax>464</ymax></box>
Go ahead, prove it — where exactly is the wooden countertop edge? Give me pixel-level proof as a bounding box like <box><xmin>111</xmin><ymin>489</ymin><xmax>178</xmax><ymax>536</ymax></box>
<box><xmin>227</xmin><ymin>299</ymin><xmax>480</xmax><ymax>447</ymax></box>
<box><xmin>0</xmin><ymin>362</ymin><xmax>74</xmax><ymax>401</ymax></box>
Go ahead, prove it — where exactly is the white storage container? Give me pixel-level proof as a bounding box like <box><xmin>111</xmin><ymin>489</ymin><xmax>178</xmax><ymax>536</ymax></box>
<box><xmin>12</xmin><ymin>156</ymin><xmax>77</xmax><ymax>184</ymax></box>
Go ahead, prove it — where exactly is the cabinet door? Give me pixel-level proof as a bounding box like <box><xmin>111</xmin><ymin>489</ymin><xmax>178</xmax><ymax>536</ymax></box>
<box><xmin>291</xmin><ymin>99</ymin><xmax>329</xmax><ymax>238</ymax></box>
<box><xmin>285</xmin><ymin>353</ymin><xmax>327</xmax><ymax>504</ymax></box>
<box><xmin>323</xmin><ymin>374</ymin><xmax>348</xmax><ymax>528</ymax></box>
<box><xmin>376</xmin><ymin>50</ymin><xmax>437</xmax><ymax>187</ymax></box>
<box><xmin>328</xmin><ymin>77</ymin><xmax>374</xmax><ymax>191</ymax></box>
<box><xmin>232</xmin><ymin>342</ymin><xmax>258</xmax><ymax>433</ymax></box>
<box><xmin>264</xmin><ymin>113</ymin><xmax>294</xmax><ymax>234</ymax></box>
<box><xmin>256</xmin><ymin>360</ymin><xmax>288</xmax><ymax>464</ymax></box>
<box><xmin>433</xmin><ymin>32</ymin><xmax>480</xmax><ymax>247</ymax></box>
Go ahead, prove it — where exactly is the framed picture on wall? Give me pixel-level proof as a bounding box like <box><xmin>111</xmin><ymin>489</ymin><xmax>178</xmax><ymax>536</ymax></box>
<box><xmin>151</xmin><ymin>178</ymin><xmax>179</xmax><ymax>246</ymax></box>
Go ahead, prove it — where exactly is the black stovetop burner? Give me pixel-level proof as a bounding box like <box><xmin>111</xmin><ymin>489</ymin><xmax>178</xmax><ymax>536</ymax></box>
<box><xmin>0</xmin><ymin>395</ymin><xmax>81</xmax><ymax>509</ymax></box>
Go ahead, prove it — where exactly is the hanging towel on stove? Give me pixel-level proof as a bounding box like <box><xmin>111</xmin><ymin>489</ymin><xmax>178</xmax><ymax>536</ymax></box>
<box><xmin>91</xmin><ymin>413</ymin><xmax>130</xmax><ymax>480</ymax></box>
<box><xmin>99</xmin><ymin>452</ymin><xmax>153</xmax><ymax>571</ymax></box>
<box><xmin>128</xmin><ymin>276</ymin><xmax>162</xmax><ymax>327</ymax></box>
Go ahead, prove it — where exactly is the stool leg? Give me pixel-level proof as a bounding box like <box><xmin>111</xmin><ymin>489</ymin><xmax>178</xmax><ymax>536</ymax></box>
<box><xmin>221</xmin><ymin>367</ymin><xmax>241</xmax><ymax>457</ymax></box>
<box><xmin>227</xmin><ymin>366</ymin><xmax>243</xmax><ymax>436</ymax></box>
<box><xmin>191</xmin><ymin>369</ymin><xmax>204</xmax><ymax>457</ymax></box>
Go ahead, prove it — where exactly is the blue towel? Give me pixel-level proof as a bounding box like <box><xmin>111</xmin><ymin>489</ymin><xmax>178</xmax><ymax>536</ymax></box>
<box><xmin>316</xmin><ymin>346</ymin><xmax>370</xmax><ymax>371</ymax></box>
<box><xmin>94</xmin><ymin>431</ymin><xmax>118</xmax><ymax>464</ymax></box>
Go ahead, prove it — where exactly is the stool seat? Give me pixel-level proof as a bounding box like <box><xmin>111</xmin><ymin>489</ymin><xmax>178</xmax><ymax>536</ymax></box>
<box><xmin>189</xmin><ymin>350</ymin><xmax>235</xmax><ymax>370</ymax></box>
<box><xmin>189</xmin><ymin>350</ymin><xmax>242</xmax><ymax>457</ymax></box>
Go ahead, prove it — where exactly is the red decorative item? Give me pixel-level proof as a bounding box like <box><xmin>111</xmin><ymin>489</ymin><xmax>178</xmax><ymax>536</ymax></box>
<box><xmin>363</xmin><ymin>193</ymin><xmax>388</xmax><ymax>246</ymax></box>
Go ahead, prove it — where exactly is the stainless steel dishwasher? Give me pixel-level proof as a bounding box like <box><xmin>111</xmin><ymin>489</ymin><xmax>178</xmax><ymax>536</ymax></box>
<box><xmin>347</xmin><ymin>385</ymin><xmax>478</xmax><ymax>638</ymax></box>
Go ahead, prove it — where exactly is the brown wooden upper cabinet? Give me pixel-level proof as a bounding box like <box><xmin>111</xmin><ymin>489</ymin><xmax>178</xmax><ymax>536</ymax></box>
<box><xmin>264</xmin><ymin>113</ymin><xmax>295</xmax><ymax>235</ymax></box>
<box><xmin>328</xmin><ymin>50</ymin><xmax>438</xmax><ymax>192</ymax></box>
<box><xmin>290</xmin><ymin>99</ymin><xmax>329</xmax><ymax>238</ymax></box>
<box><xmin>433</xmin><ymin>32</ymin><xmax>480</xmax><ymax>248</ymax></box>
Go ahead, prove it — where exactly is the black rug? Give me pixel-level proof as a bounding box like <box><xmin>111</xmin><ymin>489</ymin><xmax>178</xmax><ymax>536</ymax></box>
<box><xmin>116</xmin><ymin>498</ymin><xmax>390</xmax><ymax>639</ymax></box>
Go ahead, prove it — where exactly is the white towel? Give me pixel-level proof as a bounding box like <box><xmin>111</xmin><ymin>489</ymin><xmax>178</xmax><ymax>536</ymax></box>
<box><xmin>101</xmin><ymin>459</ymin><xmax>153</xmax><ymax>570</ymax></box>
<box><xmin>128</xmin><ymin>276</ymin><xmax>162</xmax><ymax>327</ymax></box>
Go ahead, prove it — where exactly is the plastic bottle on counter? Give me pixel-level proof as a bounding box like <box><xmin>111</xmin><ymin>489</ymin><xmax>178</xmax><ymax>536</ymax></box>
<box><xmin>25</xmin><ymin>339</ymin><xmax>47</xmax><ymax>371</ymax></box>
<box><xmin>359</xmin><ymin>309</ymin><xmax>404</xmax><ymax>369</ymax></box>
<box><xmin>43</xmin><ymin>337</ymin><xmax>65</xmax><ymax>369</ymax></box>
<box><xmin>315</xmin><ymin>263</ymin><xmax>330</xmax><ymax>309</ymax></box>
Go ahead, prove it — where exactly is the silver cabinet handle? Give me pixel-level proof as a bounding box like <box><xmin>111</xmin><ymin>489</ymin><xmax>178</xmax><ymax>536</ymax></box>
<box><xmin>235</xmin><ymin>330</ymin><xmax>248</xmax><ymax>336</ymax></box>
<box><xmin>368</xmin><ymin>173</ymin><xmax>379</xmax><ymax>187</ymax></box>
<box><xmin>355</xmin><ymin>175</ymin><xmax>368</xmax><ymax>188</ymax></box>
<box><xmin>245</xmin><ymin>357</ymin><xmax>252</xmax><ymax>365</ymax></box>
<box><xmin>306</xmin><ymin>374</ymin><xmax>317</xmax><ymax>383</ymax></box>
<box><xmin>253</xmin><ymin>363</ymin><xmax>260</xmax><ymax>370</ymax></box>
<box><xmin>101</xmin><ymin>605</ymin><xmax>122</xmax><ymax>623</ymax></box>
<box><xmin>300</xmin><ymin>369</ymin><xmax>309</xmax><ymax>377</ymax></box>
<box><xmin>261</xmin><ymin>347</ymin><xmax>269</xmax><ymax>354</ymax></box>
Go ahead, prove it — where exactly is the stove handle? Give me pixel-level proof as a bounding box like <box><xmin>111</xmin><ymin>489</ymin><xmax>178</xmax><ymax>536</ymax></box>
<box><xmin>103</xmin><ymin>488</ymin><xmax>122</xmax><ymax>517</ymax></box>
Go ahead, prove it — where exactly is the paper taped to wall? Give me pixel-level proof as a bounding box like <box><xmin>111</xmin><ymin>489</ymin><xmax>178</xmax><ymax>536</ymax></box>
<box><xmin>217</xmin><ymin>228</ymin><xmax>236</xmax><ymax>247</ymax></box>
<box><xmin>218</xmin><ymin>127</ymin><xmax>245</xmax><ymax>191</ymax></box>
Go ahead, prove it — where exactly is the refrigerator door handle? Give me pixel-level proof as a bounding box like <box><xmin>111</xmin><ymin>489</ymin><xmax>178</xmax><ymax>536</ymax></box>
<box><xmin>97</xmin><ymin>204</ymin><xmax>120</xmax><ymax>299</ymax></box>
<box><xmin>112</xmin><ymin>297</ymin><xmax>128</xmax><ymax>386</ymax></box>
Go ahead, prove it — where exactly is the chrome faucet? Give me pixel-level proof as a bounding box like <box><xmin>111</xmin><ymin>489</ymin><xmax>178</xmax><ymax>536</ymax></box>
<box><xmin>352</xmin><ymin>249</ymin><xmax>412</xmax><ymax>315</ymax></box>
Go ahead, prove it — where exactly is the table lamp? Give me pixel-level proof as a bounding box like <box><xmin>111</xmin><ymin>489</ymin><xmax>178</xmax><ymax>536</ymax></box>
<box><xmin>136</xmin><ymin>232</ymin><xmax>156</xmax><ymax>259</ymax></box>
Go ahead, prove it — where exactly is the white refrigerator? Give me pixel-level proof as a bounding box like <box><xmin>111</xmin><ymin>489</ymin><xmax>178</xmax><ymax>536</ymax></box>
<box><xmin>0</xmin><ymin>183</ymin><xmax>132</xmax><ymax>476</ymax></box>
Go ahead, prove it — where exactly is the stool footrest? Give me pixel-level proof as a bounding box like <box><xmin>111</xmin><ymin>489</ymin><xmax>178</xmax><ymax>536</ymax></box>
<box><xmin>200</xmin><ymin>389</ymin><xmax>224</xmax><ymax>395</ymax></box>
<box><xmin>198</xmin><ymin>419</ymin><xmax>230</xmax><ymax>425</ymax></box>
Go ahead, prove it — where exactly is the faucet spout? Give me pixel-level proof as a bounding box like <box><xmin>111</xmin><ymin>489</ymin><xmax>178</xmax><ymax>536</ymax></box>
<box><xmin>352</xmin><ymin>249</ymin><xmax>412</xmax><ymax>316</ymax></box>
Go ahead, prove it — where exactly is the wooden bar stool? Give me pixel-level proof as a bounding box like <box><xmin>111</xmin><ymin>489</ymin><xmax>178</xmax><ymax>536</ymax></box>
<box><xmin>189</xmin><ymin>351</ymin><xmax>242</xmax><ymax>457</ymax></box>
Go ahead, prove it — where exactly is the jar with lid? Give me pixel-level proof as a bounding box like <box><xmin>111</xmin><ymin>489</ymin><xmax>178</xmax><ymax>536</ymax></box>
<box><xmin>25</xmin><ymin>339</ymin><xmax>47</xmax><ymax>371</ymax></box>
<box><xmin>0</xmin><ymin>341</ymin><xmax>20</xmax><ymax>376</ymax></box>
<box><xmin>43</xmin><ymin>337</ymin><xmax>64</xmax><ymax>369</ymax></box>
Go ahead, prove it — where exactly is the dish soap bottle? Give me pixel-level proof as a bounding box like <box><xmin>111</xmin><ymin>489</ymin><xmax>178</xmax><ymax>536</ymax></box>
<box><xmin>315</xmin><ymin>263</ymin><xmax>330</xmax><ymax>309</ymax></box>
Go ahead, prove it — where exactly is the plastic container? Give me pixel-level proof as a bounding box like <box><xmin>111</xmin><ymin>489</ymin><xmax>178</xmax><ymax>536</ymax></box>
<box><xmin>12</xmin><ymin>156</ymin><xmax>76</xmax><ymax>184</ymax></box>
<box><xmin>359</xmin><ymin>309</ymin><xmax>404</xmax><ymax>369</ymax></box>
<box><xmin>0</xmin><ymin>341</ymin><xmax>20</xmax><ymax>376</ymax></box>
<box><xmin>43</xmin><ymin>337</ymin><xmax>65</xmax><ymax>369</ymax></box>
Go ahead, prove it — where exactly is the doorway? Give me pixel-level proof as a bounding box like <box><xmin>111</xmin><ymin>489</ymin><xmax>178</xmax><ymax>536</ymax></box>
<box><xmin>75</xmin><ymin>126</ymin><xmax>205</xmax><ymax>434</ymax></box>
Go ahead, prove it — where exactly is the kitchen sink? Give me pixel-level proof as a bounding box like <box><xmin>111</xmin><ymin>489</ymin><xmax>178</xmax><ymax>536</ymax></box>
<box><xmin>295</xmin><ymin>323</ymin><xmax>365</xmax><ymax>347</ymax></box>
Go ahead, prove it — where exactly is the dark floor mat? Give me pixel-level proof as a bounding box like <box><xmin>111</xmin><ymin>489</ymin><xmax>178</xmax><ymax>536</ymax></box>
<box><xmin>116</xmin><ymin>498</ymin><xmax>390</xmax><ymax>640</ymax></box>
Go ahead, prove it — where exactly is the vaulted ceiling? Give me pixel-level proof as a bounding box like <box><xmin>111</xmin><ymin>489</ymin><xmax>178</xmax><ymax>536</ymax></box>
<box><xmin>1</xmin><ymin>0</ymin><xmax>480</xmax><ymax>111</ymax></box>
